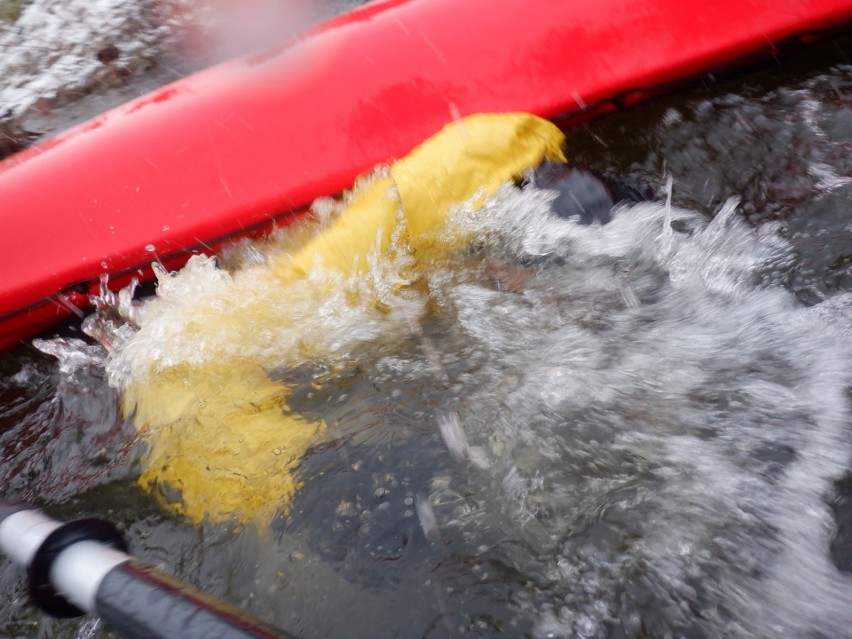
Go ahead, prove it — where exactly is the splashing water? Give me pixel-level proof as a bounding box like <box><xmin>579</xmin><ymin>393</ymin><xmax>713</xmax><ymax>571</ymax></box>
<box><xmin>436</xmin><ymin>187</ymin><xmax>852</xmax><ymax>638</ymax></box>
<box><xmin>94</xmin><ymin>113</ymin><xmax>565</xmax><ymax>525</ymax></box>
<box><xmin>87</xmin><ymin>166</ymin><xmax>852</xmax><ymax>636</ymax></box>
<box><xmin>4</xmin><ymin>59</ymin><xmax>850</xmax><ymax>639</ymax></box>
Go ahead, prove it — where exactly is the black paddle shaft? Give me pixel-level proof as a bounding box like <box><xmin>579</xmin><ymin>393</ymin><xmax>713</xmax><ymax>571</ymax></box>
<box><xmin>0</xmin><ymin>501</ymin><xmax>296</xmax><ymax>639</ymax></box>
<box><xmin>95</xmin><ymin>560</ymin><xmax>293</xmax><ymax>639</ymax></box>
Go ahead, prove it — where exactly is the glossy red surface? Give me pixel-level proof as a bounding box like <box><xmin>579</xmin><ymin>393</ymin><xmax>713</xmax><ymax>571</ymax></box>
<box><xmin>1</xmin><ymin>0</ymin><xmax>851</xmax><ymax>349</ymax></box>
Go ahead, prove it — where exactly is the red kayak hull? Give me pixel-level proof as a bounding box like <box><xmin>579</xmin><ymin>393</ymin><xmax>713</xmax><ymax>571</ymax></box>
<box><xmin>2</xmin><ymin>0</ymin><xmax>851</xmax><ymax>350</ymax></box>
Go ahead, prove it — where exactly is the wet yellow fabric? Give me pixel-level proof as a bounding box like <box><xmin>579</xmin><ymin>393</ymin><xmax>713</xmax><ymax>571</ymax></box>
<box><xmin>129</xmin><ymin>113</ymin><xmax>565</xmax><ymax>526</ymax></box>
<box><xmin>274</xmin><ymin>113</ymin><xmax>565</xmax><ymax>278</ymax></box>
<box><xmin>131</xmin><ymin>364</ymin><xmax>320</xmax><ymax>524</ymax></box>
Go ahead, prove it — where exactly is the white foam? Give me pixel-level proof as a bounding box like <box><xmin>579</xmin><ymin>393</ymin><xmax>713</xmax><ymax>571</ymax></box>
<box><xmin>99</xmin><ymin>177</ymin><xmax>852</xmax><ymax>638</ymax></box>
<box><xmin>438</xmin><ymin>187</ymin><xmax>852</xmax><ymax>638</ymax></box>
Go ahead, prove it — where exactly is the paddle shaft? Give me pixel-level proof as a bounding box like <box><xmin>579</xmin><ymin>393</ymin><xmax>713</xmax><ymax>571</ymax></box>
<box><xmin>0</xmin><ymin>502</ymin><xmax>294</xmax><ymax>639</ymax></box>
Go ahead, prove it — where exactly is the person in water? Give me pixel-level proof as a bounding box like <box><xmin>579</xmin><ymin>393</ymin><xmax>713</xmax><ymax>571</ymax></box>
<box><xmin>488</xmin><ymin>161</ymin><xmax>656</xmax><ymax>291</ymax></box>
<box><xmin>524</xmin><ymin>160</ymin><xmax>656</xmax><ymax>224</ymax></box>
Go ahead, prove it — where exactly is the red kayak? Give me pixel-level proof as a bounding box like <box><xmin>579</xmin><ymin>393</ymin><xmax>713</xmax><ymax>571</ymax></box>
<box><xmin>1</xmin><ymin>0</ymin><xmax>851</xmax><ymax>350</ymax></box>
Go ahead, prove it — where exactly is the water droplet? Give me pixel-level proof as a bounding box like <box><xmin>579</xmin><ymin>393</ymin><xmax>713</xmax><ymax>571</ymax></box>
<box><xmin>416</xmin><ymin>495</ymin><xmax>440</xmax><ymax>543</ymax></box>
<box><xmin>273</xmin><ymin>448</ymin><xmax>282</xmax><ymax>456</ymax></box>
<box><xmin>438</xmin><ymin>411</ymin><xmax>468</xmax><ymax>461</ymax></box>
<box><xmin>145</xmin><ymin>244</ymin><xmax>156</xmax><ymax>252</ymax></box>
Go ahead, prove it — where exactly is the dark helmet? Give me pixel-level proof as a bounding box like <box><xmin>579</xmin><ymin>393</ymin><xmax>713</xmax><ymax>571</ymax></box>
<box><xmin>526</xmin><ymin>160</ymin><xmax>656</xmax><ymax>224</ymax></box>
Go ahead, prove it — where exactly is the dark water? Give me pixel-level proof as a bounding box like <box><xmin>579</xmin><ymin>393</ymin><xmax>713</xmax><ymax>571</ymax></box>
<box><xmin>1</xmin><ymin>32</ymin><xmax>851</xmax><ymax>639</ymax></box>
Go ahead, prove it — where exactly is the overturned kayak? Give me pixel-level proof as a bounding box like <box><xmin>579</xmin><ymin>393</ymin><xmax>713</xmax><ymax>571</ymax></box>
<box><xmin>1</xmin><ymin>0</ymin><xmax>851</xmax><ymax>349</ymax></box>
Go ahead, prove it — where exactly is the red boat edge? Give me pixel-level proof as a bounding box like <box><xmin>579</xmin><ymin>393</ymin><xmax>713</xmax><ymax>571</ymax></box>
<box><xmin>2</xmin><ymin>0</ymin><xmax>852</xmax><ymax>350</ymax></box>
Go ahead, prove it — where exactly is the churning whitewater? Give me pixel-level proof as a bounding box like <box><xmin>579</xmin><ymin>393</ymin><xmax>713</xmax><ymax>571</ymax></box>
<box><xmin>90</xmin><ymin>169</ymin><xmax>852</xmax><ymax>639</ymax></box>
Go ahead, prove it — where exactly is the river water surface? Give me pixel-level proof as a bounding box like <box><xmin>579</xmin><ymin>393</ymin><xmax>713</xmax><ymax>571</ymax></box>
<box><xmin>0</xmin><ymin>24</ymin><xmax>850</xmax><ymax>639</ymax></box>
